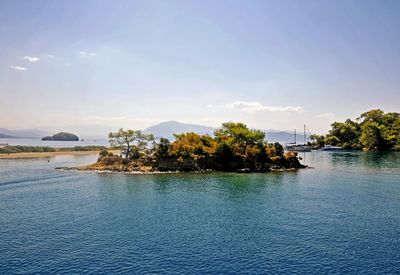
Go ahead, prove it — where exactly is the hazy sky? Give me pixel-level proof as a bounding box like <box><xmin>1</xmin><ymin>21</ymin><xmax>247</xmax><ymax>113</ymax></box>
<box><xmin>1</xmin><ymin>0</ymin><xmax>399</xmax><ymax>135</ymax></box>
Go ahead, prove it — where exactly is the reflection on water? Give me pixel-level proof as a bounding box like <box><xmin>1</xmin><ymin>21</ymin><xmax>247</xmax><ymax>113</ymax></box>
<box><xmin>303</xmin><ymin>151</ymin><xmax>400</xmax><ymax>172</ymax></box>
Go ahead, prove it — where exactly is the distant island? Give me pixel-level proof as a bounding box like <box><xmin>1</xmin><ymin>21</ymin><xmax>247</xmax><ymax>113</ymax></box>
<box><xmin>78</xmin><ymin>122</ymin><xmax>305</xmax><ymax>173</ymax></box>
<box><xmin>42</xmin><ymin>132</ymin><xmax>79</xmax><ymax>141</ymax></box>
<box><xmin>310</xmin><ymin>109</ymin><xmax>400</xmax><ymax>151</ymax></box>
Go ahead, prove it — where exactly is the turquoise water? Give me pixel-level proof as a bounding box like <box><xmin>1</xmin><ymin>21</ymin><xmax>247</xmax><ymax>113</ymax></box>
<box><xmin>0</xmin><ymin>152</ymin><xmax>399</xmax><ymax>273</ymax></box>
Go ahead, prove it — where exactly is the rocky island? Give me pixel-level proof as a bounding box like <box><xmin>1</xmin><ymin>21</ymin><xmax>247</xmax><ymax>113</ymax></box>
<box><xmin>42</xmin><ymin>132</ymin><xmax>79</xmax><ymax>141</ymax></box>
<box><xmin>76</xmin><ymin>122</ymin><xmax>305</xmax><ymax>173</ymax></box>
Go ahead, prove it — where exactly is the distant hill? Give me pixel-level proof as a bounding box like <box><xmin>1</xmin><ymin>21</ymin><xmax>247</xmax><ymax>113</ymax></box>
<box><xmin>144</xmin><ymin>121</ymin><xmax>215</xmax><ymax>139</ymax></box>
<box><xmin>265</xmin><ymin>130</ymin><xmax>307</xmax><ymax>144</ymax></box>
<box><xmin>143</xmin><ymin>121</ymin><xmax>309</xmax><ymax>144</ymax></box>
<box><xmin>0</xmin><ymin>128</ymin><xmax>49</xmax><ymax>139</ymax></box>
<box><xmin>0</xmin><ymin>133</ymin><xmax>17</xmax><ymax>138</ymax></box>
<box><xmin>42</xmin><ymin>132</ymin><xmax>79</xmax><ymax>141</ymax></box>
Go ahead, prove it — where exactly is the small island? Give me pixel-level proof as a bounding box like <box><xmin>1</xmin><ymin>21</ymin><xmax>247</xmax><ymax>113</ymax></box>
<box><xmin>77</xmin><ymin>122</ymin><xmax>305</xmax><ymax>173</ymax></box>
<box><xmin>42</xmin><ymin>132</ymin><xmax>79</xmax><ymax>141</ymax></box>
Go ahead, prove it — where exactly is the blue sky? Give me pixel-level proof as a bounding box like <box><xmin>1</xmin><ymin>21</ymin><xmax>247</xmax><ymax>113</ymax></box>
<box><xmin>1</xmin><ymin>0</ymin><xmax>399</xmax><ymax>135</ymax></box>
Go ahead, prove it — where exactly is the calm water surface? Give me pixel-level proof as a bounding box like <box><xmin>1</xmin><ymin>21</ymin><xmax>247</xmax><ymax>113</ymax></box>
<box><xmin>0</xmin><ymin>152</ymin><xmax>399</xmax><ymax>273</ymax></box>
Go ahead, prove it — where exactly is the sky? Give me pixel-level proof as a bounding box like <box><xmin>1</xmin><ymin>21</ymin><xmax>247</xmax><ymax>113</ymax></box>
<box><xmin>1</xmin><ymin>0</ymin><xmax>399</xmax><ymax>136</ymax></box>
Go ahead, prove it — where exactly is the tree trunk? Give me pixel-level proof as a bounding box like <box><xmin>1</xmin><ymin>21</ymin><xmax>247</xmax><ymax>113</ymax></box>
<box><xmin>125</xmin><ymin>136</ymin><xmax>130</xmax><ymax>158</ymax></box>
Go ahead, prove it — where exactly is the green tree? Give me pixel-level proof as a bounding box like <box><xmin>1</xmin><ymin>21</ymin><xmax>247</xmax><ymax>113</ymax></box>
<box><xmin>358</xmin><ymin>109</ymin><xmax>400</xmax><ymax>150</ymax></box>
<box><xmin>170</xmin><ymin>132</ymin><xmax>217</xmax><ymax>160</ymax></box>
<box><xmin>360</xmin><ymin>121</ymin><xmax>384</xmax><ymax>150</ymax></box>
<box><xmin>310</xmin><ymin>134</ymin><xmax>325</xmax><ymax>147</ymax></box>
<box><xmin>324</xmin><ymin>135</ymin><xmax>340</xmax><ymax>146</ymax></box>
<box><xmin>320</xmin><ymin>109</ymin><xmax>400</xmax><ymax>151</ymax></box>
<box><xmin>214</xmin><ymin>122</ymin><xmax>265</xmax><ymax>155</ymax></box>
<box><xmin>381</xmin><ymin>112</ymin><xmax>400</xmax><ymax>148</ymax></box>
<box><xmin>156</xmin><ymin>138</ymin><xmax>171</xmax><ymax>158</ymax></box>
<box><xmin>108</xmin><ymin>128</ymin><xmax>154</xmax><ymax>158</ymax></box>
<box><xmin>360</xmin><ymin>109</ymin><xmax>385</xmax><ymax>124</ymax></box>
<box><xmin>274</xmin><ymin>142</ymin><xmax>284</xmax><ymax>157</ymax></box>
<box><xmin>214</xmin><ymin>142</ymin><xmax>235</xmax><ymax>170</ymax></box>
<box><xmin>328</xmin><ymin>119</ymin><xmax>360</xmax><ymax>146</ymax></box>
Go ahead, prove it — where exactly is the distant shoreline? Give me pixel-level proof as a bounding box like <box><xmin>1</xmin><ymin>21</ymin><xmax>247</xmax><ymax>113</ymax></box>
<box><xmin>0</xmin><ymin>151</ymin><xmax>102</xmax><ymax>159</ymax></box>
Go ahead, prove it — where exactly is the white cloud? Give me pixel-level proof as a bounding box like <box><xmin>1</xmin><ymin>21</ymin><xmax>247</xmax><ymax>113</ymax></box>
<box><xmin>23</xmin><ymin>56</ymin><xmax>40</xmax><ymax>62</ymax></box>
<box><xmin>79</xmin><ymin>51</ymin><xmax>96</xmax><ymax>57</ymax></box>
<box><xmin>207</xmin><ymin>104</ymin><xmax>213</xmax><ymax>108</ymax></box>
<box><xmin>226</xmin><ymin>101</ymin><xmax>304</xmax><ymax>113</ymax></box>
<box><xmin>317</xmin><ymin>112</ymin><xmax>335</xmax><ymax>118</ymax></box>
<box><xmin>10</xmin><ymin>65</ymin><xmax>27</xmax><ymax>71</ymax></box>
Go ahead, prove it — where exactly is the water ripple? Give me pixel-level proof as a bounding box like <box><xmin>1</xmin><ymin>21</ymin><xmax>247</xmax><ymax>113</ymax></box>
<box><xmin>0</xmin><ymin>152</ymin><xmax>399</xmax><ymax>273</ymax></box>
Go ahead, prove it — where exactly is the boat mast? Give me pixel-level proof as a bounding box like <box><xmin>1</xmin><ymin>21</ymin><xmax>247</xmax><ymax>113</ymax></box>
<box><xmin>294</xmin><ymin>129</ymin><xmax>296</xmax><ymax>144</ymax></box>
<box><xmin>304</xmin><ymin>124</ymin><xmax>306</xmax><ymax>144</ymax></box>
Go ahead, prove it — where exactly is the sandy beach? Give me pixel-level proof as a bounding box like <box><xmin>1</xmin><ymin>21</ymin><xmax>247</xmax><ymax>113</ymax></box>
<box><xmin>0</xmin><ymin>151</ymin><xmax>101</xmax><ymax>159</ymax></box>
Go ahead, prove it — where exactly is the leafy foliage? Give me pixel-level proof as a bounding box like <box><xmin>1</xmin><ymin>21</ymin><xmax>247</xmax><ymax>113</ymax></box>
<box><xmin>214</xmin><ymin>122</ymin><xmax>265</xmax><ymax>156</ymax></box>
<box><xmin>0</xmin><ymin>146</ymin><xmax>56</xmax><ymax>154</ymax></box>
<box><xmin>108</xmin><ymin>128</ymin><xmax>154</xmax><ymax>158</ymax></box>
<box><xmin>104</xmin><ymin>122</ymin><xmax>303</xmax><ymax>172</ymax></box>
<box><xmin>164</xmin><ymin>122</ymin><xmax>300</xmax><ymax>170</ymax></box>
<box><xmin>155</xmin><ymin>138</ymin><xmax>171</xmax><ymax>158</ymax></box>
<box><xmin>319</xmin><ymin>109</ymin><xmax>400</xmax><ymax>151</ymax></box>
<box><xmin>169</xmin><ymin>133</ymin><xmax>217</xmax><ymax>160</ymax></box>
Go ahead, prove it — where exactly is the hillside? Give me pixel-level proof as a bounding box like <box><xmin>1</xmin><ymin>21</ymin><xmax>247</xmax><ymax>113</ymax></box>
<box><xmin>0</xmin><ymin>128</ymin><xmax>49</xmax><ymax>139</ymax></box>
<box><xmin>144</xmin><ymin>121</ymin><xmax>215</xmax><ymax>139</ymax></box>
<box><xmin>266</xmin><ymin>130</ymin><xmax>307</xmax><ymax>144</ymax></box>
<box><xmin>0</xmin><ymin>133</ymin><xmax>17</xmax><ymax>138</ymax></box>
<box><xmin>143</xmin><ymin>121</ymin><xmax>307</xmax><ymax>143</ymax></box>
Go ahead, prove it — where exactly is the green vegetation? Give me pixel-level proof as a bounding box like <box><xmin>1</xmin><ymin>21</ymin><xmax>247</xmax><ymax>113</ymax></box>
<box><xmin>57</xmin><ymin>146</ymin><xmax>107</xmax><ymax>152</ymax></box>
<box><xmin>312</xmin><ymin>109</ymin><xmax>400</xmax><ymax>151</ymax></box>
<box><xmin>42</xmin><ymin>132</ymin><xmax>79</xmax><ymax>141</ymax></box>
<box><xmin>0</xmin><ymin>146</ymin><xmax>56</xmax><ymax>154</ymax></box>
<box><xmin>108</xmin><ymin>128</ymin><xmax>154</xmax><ymax>158</ymax></box>
<box><xmin>92</xmin><ymin>122</ymin><xmax>304</xmax><ymax>173</ymax></box>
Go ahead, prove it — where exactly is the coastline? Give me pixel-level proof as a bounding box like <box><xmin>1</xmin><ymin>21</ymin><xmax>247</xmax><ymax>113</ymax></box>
<box><xmin>55</xmin><ymin>165</ymin><xmax>308</xmax><ymax>175</ymax></box>
<box><xmin>0</xmin><ymin>151</ymin><xmax>101</xmax><ymax>159</ymax></box>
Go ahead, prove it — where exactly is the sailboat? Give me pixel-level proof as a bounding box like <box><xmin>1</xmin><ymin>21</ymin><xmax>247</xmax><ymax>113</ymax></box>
<box><xmin>285</xmin><ymin>125</ymin><xmax>312</xmax><ymax>152</ymax></box>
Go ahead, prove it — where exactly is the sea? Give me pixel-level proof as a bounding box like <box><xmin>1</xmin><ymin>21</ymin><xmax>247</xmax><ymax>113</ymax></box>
<box><xmin>0</xmin><ymin>148</ymin><xmax>399</xmax><ymax>273</ymax></box>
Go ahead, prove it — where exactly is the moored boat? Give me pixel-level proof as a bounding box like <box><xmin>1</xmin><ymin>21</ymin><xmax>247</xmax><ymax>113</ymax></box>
<box><xmin>321</xmin><ymin>145</ymin><xmax>342</xmax><ymax>151</ymax></box>
<box><xmin>285</xmin><ymin>145</ymin><xmax>312</xmax><ymax>152</ymax></box>
<box><xmin>284</xmin><ymin>125</ymin><xmax>312</xmax><ymax>152</ymax></box>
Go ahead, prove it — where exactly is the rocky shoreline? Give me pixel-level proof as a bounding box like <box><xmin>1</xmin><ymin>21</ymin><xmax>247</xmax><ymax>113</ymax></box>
<box><xmin>56</xmin><ymin>163</ymin><xmax>308</xmax><ymax>175</ymax></box>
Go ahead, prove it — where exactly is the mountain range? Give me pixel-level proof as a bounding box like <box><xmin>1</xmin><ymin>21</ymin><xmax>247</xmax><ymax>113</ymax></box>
<box><xmin>143</xmin><ymin>121</ymin><xmax>307</xmax><ymax>143</ymax></box>
<box><xmin>143</xmin><ymin>121</ymin><xmax>215</xmax><ymax>139</ymax></box>
<box><xmin>0</xmin><ymin>128</ymin><xmax>49</xmax><ymax>139</ymax></box>
<box><xmin>0</xmin><ymin>121</ymin><xmax>308</xmax><ymax>143</ymax></box>
<box><xmin>0</xmin><ymin>133</ymin><xmax>17</xmax><ymax>138</ymax></box>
